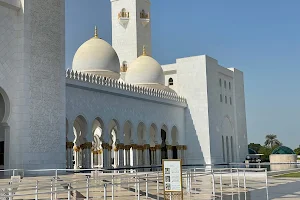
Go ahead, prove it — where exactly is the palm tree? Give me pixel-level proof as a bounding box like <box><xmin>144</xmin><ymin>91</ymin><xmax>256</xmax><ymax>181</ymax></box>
<box><xmin>264</xmin><ymin>134</ymin><xmax>282</xmax><ymax>148</ymax></box>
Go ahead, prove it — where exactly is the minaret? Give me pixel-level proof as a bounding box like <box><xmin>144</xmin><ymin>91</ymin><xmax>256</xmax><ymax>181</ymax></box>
<box><xmin>111</xmin><ymin>0</ymin><xmax>152</xmax><ymax>67</ymax></box>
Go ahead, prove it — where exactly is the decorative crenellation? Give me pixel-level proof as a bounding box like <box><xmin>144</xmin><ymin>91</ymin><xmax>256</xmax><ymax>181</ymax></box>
<box><xmin>66</xmin><ymin>69</ymin><xmax>186</xmax><ymax>103</ymax></box>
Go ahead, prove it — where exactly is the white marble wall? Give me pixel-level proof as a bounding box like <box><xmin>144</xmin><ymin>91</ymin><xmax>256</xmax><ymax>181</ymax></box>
<box><xmin>162</xmin><ymin>55</ymin><xmax>248</xmax><ymax>165</ymax></box>
<box><xmin>66</xmin><ymin>76</ymin><xmax>186</xmax><ymax>148</ymax></box>
<box><xmin>0</xmin><ymin>0</ymin><xmax>66</xmax><ymax>169</ymax></box>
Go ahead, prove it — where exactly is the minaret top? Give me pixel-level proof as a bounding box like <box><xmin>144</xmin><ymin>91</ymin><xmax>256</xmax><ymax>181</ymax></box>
<box><xmin>142</xmin><ymin>45</ymin><xmax>147</xmax><ymax>56</ymax></box>
<box><xmin>94</xmin><ymin>26</ymin><xmax>98</xmax><ymax>38</ymax></box>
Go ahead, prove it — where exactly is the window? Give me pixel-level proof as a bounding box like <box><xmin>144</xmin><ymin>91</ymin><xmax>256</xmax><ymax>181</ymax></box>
<box><xmin>230</xmin><ymin>97</ymin><xmax>232</xmax><ymax>105</ymax></box>
<box><xmin>168</xmin><ymin>78</ymin><xmax>174</xmax><ymax>86</ymax></box>
<box><xmin>219</xmin><ymin>79</ymin><xmax>222</xmax><ymax>87</ymax></box>
<box><xmin>224</xmin><ymin>80</ymin><xmax>227</xmax><ymax>89</ymax></box>
<box><xmin>220</xmin><ymin>94</ymin><xmax>223</xmax><ymax>102</ymax></box>
<box><xmin>225</xmin><ymin>96</ymin><xmax>227</xmax><ymax>104</ymax></box>
<box><xmin>229</xmin><ymin>82</ymin><xmax>231</xmax><ymax>90</ymax></box>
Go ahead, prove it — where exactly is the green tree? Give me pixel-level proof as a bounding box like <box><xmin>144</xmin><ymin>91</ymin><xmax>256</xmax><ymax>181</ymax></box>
<box><xmin>258</xmin><ymin>144</ymin><xmax>280</xmax><ymax>162</ymax></box>
<box><xmin>264</xmin><ymin>134</ymin><xmax>282</xmax><ymax>148</ymax></box>
<box><xmin>248</xmin><ymin>143</ymin><xmax>262</xmax><ymax>153</ymax></box>
<box><xmin>294</xmin><ymin>146</ymin><xmax>300</xmax><ymax>155</ymax></box>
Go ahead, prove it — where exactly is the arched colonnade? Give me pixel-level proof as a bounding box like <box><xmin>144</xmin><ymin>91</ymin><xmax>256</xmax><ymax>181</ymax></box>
<box><xmin>66</xmin><ymin>116</ymin><xmax>187</xmax><ymax>169</ymax></box>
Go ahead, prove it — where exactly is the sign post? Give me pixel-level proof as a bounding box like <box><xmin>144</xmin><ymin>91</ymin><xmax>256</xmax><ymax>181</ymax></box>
<box><xmin>162</xmin><ymin>159</ymin><xmax>183</xmax><ymax>200</ymax></box>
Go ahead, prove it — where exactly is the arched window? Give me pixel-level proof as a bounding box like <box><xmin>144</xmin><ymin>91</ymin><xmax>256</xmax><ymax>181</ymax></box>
<box><xmin>230</xmin><ymin>97</ymin><xmax>232</xmax><ymax>105</ymax></box>
<box><xmin>219</xmin><ymin>78</ymin><xmax>222</xmax><ymax>87</ymax></box>
<box><xmin>168</xmin><ymin>78</ymin><xmax>174</xmax><ymax>86</ymax></box>
<box><xmin>224</xmin><ymin>80</ymin><xmax>227</xmax><ymax>89</ymax></box>
<box><xmin>225</xmin><ymin>96</ymin><xmax>227</xmax><ymax>104</ymax></box>
<box><xmin>229</xmin><ymin>82</ymin><xmax>231</xmax><ymax>90</ymax></box>
<box><xmin>220</xmin><ymin>94</ymin><xmax>223</xmax><ymax>102</ymax></box>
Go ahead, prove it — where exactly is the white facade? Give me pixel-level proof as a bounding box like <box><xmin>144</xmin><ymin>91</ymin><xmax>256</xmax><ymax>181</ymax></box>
<box><xmin>0</xmin><ymin>0</ymin><xmax>248</xmax><ymax>170</ymax></box>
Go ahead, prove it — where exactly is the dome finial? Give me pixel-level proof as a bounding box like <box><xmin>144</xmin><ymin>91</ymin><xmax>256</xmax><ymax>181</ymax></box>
<box><xmin>142</xmin><ymin>45</ymin><xmax>147</xmax><ymax>56</ymax></box>
<box><xmin>94</xmin><ymin>26</ymin><xmax>98</xmax><ymax>38</ymax></box>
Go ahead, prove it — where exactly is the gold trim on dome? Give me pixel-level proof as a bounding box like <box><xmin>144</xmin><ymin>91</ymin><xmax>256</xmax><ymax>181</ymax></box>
<box><xmin>183</xmin><ymin>145</ymin><xmax>187</xmax><ymax>150</ymax></box>
<box><xmin>131</xmin><ymin>144</ymin><xmax>138</xmax><ymax>149</ymax></box>
<box><xmin>98</xmin><ymin>149</ymin><xmax>103</xmax><ymax>154</ymax></box>
<box><xmin>155</xmin><ymin>144</ymin><xmax>161</xmax><ymax>150</ymax></box>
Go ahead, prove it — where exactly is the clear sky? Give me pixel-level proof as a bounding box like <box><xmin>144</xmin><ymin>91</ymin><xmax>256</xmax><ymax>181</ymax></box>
<box><xmin>65</xmin><ymin>0</ymin><xmax>300</xmax><ymax>148</ymax></box>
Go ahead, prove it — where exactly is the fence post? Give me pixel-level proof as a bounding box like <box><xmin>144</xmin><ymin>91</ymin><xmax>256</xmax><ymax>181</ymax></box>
<box><xmin>230</xmin><ymin>168</ymin><xmax>233</xmax><ymax>188</ymax></box>
<box><xmin>243</xmin><ymin>169</ymin><xmax>246</xmax><ymax>191</ymax></box>
<box><xmin>212</xmin><ymin>169</ymin><xmax>215</xmax><ymax>197</ymax></box>
<box><xmin>237</xmin><ymin>168</ymin><xmax>240</xmax><ymax>191</ymax></box>
<box><xmin>220</xmin><ymin>170</ymin><xmax>223</xmax><ymax>194</ymax></box>
<box><xmin>8</xmin><ymin>182</ymin><xmax>12</xmax><ymax>200</ymax></box>
<box><xmin>86</xmin><ymin>177</ymin><xmax>89</xmax><ymax>200</ymax></box>
<box><xmin>50</xmin><ymin>179</ymin><xmax>53</xmax><ymax>200</ymax></box>
<box><xmin>146</xmin><ymin>173</ymin><xmax>148</xmax><ymax>198</ymax></box>
<box><xmin>68</xmin><ymin>183</ymin><xmax>71</xmax><ymax>200</ymax></box>
<box><xmin>265</xmin><ymin>169</ymin><xmax>269</xmax><ymax>200</ymax></box>
<box><xmin>157</xmin><ymin>171</ymin><xmax>159</xmax><ymax>200</ymax></box>
<box><xmin>112</xmin><ymin>175</ymin><xmax>114</xmax><ymax>200</ymax></box>
<box><xmin>137</xmin><ymin>176</ymin><xmax>140</xmax><ymax>200</ymax></box>
<box><xmin>55</xmin><ymin>169</ymin><xmax>58</xmax><ymax>180</ymax></box>
<box><xmin>35</xmin><ymin>180</ymin><xmax>38</xmax><ymax>200</ymax></box>
<box><xmin>104</xmin><ymin>183</ymin><xmax>107</xmax><ymax>200</ymax></box>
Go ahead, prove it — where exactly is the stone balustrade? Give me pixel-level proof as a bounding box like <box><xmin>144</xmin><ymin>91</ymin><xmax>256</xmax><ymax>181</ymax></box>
<box><xmin>66</xmin><ymin>69</ymin><xmax>186</xmax><ymax>103</ymax></box>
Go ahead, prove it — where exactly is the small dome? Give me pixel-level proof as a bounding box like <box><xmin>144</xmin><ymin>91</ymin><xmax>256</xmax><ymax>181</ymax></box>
<box><xmin>125</xmin><ymin>46</ymin><xmax>165</xmax><ymax>89</ymax></box>
<box><xmin>271</xmin><ymin>146</ymin><xmax>295</xmax><ymax>154</ymax></box>
<box><xmin>72</xmin><ymin>26</ymin><xmax>120</xmax><ymax>79</ymax></box>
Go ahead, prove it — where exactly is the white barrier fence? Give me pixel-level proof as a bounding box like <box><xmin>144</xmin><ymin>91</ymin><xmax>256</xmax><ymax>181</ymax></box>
<box><xmin>0</xmin><ymin>167</ymin><xmax>269</xmax><ymax>199</ymax></box>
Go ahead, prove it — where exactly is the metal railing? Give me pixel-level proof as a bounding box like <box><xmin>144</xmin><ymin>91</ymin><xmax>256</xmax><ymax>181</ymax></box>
<box><xmin>0</xmin><ymin>166</ymin><xmax>270</xmax><ymax>199</ymax></box>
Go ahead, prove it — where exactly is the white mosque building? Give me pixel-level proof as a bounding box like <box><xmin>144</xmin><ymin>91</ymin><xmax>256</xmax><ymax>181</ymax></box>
<box><xmin>0</xmin><ymin>0</ymin><xmax>248</xmax><ymax>170</ymax></box>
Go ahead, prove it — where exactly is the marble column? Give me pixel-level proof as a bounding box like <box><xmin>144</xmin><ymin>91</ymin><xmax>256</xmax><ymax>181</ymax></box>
<box><xmin>143</xmin><ymin>144</ymin><xmax>150</xmax><ymax>166</ymax></box>
<box><xmin>177</xmin><ymin>145</ymin><xmax>182</xmax><ymax>160</ymax></box>
<box><xmin>182</xmin><ymin>145</ymin><xmax>187</xmax><ymax>165</ymax></box>
<box><xmin>102</xmin><ymin>143</ymin><xmax>109</xmax><ymax>169</ymax></box>
<box><xmin>155</xmin><ymin>144</ymin><xmax>161</xmax><ymax>165</ymax></box>
<box><xmin>97</xmin><ymin>149</ymin><xmax>102</xmax><ymax>168</ymax></box>
<box><xmin>118</xmin><ymin>144</ymin><xmax>124</xmax><ymax>168</ymax></box>
<box><xmin>80</xmin><ymin>144</ymin><xmax>85</xmax><ymax>168</ymax></box>
<box><xmin>167</xmin><ymin>145</ymin><xmax>173</xmax><ymax>159</ymax></box>
<box><xmin>73</xmin><ymin>145</ymin><xmax>80</xmax><ymax>169</ymax></box>
<box><xmin>130</xmin><ymin>144</ymin><xmax>137</xmax><ymax>166</ymax></box>
<box><xmin>85</xmin><ymin>142</ymin><xmax>92</xmax><ymax>169</ymax></box>
<box><xmin>66</xmin><ymin>142</ymin><xmax>73</xmax><ymax>169</ymax></box>
<box><xmin>108</xmin><ymin>145</ymin><xmax>113</xmax><ymax>169</ymax></box>
<box><xmin>151</xmin><ymin>146</ymin><xmax>156</xmax><ymax>165</ymax></box>
<box><xmin>113</xmin><ymin>145</ymin><xmax>119</xmax><ymax>168</ymax></box>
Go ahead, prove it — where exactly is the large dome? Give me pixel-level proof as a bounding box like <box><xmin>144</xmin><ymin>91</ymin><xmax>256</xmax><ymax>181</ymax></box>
<box><xmin>125</xmin><ymin>47</ymin><xmax>165</xmax><ymax>89</ymax></box>
<box><xmin>271</xmin><ymin>146</ymin><xmax>295</xmax><ymax>155</ymax></box>
<box><xmin>72</xmin><ymin>27</ymin><xmax>120</xmax><ymax>79</ymax></box>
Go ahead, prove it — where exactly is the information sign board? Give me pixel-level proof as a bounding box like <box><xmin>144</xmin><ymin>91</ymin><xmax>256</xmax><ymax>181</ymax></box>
<box><xmin>162</xmin><ymin>159</ymin><xmax>183</xmax><ymax>192</ymax></box>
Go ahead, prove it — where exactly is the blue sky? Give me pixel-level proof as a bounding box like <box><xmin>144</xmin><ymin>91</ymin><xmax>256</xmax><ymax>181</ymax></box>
<box><xmin>65</xmin><ymin>0</ymin><xmax>300</xmax><ymax>148</ymax></box>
